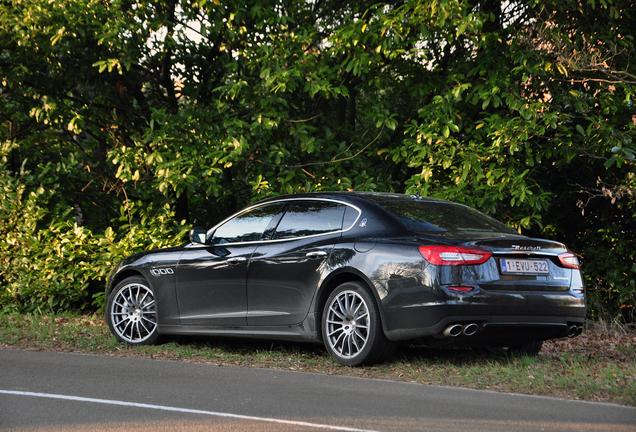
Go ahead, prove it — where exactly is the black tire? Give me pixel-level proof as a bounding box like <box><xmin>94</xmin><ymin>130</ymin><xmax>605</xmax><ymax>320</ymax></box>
<box><xmin>106</xmin><ymin>276</ymin><xmax>160</xmax><ymax>346</ymax></box>
<box><xmin>322</xmin><ymin>281</ymin><xmax>396</xmax><ymax>366</ymax></box>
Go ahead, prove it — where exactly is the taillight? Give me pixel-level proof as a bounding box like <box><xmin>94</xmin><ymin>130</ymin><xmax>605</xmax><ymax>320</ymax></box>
<box><xmin>447</xmin><ymin>286</ymin><xmax>475</xmax><ymax>292</ymax></box>
<box><xmin>419</xmin><ymin>246</ymin><xmax>492</xmax><ymax>265</ymax></box>
<box><xmin>558</xmin><ymin>252</ymin><xmax>580</xmax><ymax>269</ymax></box>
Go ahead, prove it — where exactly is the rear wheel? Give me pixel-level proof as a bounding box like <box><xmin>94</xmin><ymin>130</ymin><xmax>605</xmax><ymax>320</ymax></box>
<box><xmin>322</xmin><ymin>282</ymin><xmax>396</xmax><ymax>366</ymax></box>
<box><xmin>107</xmin><ymin>276</ymin><xmax>159</xmax><ymax>345</ymax></box>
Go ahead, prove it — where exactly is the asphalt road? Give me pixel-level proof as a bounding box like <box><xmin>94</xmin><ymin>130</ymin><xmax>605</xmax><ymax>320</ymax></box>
<box><xmin>1</xmin><ymin>349</ymin><xmax>634</xmax><ymax>432</ymax></box>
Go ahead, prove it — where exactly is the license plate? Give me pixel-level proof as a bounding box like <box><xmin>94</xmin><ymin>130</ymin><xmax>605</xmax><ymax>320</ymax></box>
<box><xmin>500</xmin><ymin>259</ymin><xmax>549</xmax><ymax>274</ymax></box>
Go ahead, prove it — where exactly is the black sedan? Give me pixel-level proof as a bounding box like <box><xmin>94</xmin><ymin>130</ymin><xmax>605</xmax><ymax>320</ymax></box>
<box><xmin>105</xmin><ymin>192</ymin><xmax>586</xmax><ymax>365</ymax></box>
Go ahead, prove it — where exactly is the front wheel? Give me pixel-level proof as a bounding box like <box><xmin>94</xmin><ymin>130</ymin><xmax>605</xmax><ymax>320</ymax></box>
<box><xmin>106</xmin><ymin>276</ymin><xmax>160</xmax><ymax>345</ymax></box>
<box><xmin>322</xmin><ymin>282</ymin><xmax>396</xmax><ymax>366</ymax></box>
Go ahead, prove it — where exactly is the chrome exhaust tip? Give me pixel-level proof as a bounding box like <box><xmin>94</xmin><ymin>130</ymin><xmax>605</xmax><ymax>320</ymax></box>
<box><xmin>462</xmin><ymin>323</ymin><xmax>479</xmax><ymax>336</ymax></box>
<box><xmin>573</xmin><ymin>325</ymin><xmax>583</xmax><ymax>337</ymax></box>
<box><xmin>443</xmin><ymin>324</ymin><xmax>463</xmax><ymax>337</ymax></box>
<box><xmin>567</xmin><ymin>325</ymin><xmax>583</xmax><ymax>338</ymax></box>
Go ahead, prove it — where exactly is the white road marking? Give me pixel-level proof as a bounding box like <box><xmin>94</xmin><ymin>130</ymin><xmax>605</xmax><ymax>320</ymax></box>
<box><xmin>0</xmin><ymin>390</ymin><xmax>381</xmax><ymax>432</ymax></box>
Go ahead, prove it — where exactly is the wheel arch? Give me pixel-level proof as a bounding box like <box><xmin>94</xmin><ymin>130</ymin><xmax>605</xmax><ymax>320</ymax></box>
<box><xmin>106</xmin><ymin>268</ymin><xmax>150</xmax><ymax>299</ymax></box>
<box><xmin>315</xmin><ymin>269</ymin><xmax>387</xmax><ymax>342</ymax></box>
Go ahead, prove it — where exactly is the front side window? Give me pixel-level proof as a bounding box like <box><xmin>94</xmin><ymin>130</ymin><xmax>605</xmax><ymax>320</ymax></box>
<box><xmin>211</xmin><ymin>203</ymin><xmax>284</xmax><ymax>244</ymax></box>
<box><xmin>273</xmin><ymin>201</ymin><xmax>346</xmax><ymax>240</ymax></box>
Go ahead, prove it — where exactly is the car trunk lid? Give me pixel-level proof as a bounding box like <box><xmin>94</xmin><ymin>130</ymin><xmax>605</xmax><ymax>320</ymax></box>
<box><xmin>459</xmin><ymin>237</ymin><xmax>574</xmax><ymax>291</ymax></box>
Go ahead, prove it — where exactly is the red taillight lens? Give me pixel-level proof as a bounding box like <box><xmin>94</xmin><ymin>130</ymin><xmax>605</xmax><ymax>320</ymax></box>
<box><xmin>558</xmin><ymin>252</ymin><xmax>580</xmax><ymax>269</ymax></box>
<box><xmin>447</xmin><ymin>286</ymin><xmax>475</xmax><ymax>292</ymax></box>
<box><xmin>419</xmin><ymin>246</ymin><xmax>492</xmax><ymax>265</ymax></box>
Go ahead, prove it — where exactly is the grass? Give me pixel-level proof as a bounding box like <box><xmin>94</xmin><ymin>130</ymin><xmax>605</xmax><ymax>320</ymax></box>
<box><xmin>1</xmin><ymin>311</ymin><xmax>635</xmax><ymax>406</ymax></box>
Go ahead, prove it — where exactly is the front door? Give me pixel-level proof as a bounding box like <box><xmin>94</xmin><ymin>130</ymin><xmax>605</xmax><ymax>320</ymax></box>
<box><xmin>176</xmin><ymin>244</ymin><xmax>255</xmax><ymax>326</ymax></box>
<box><xmin>175</xmin><ymin>202</ymin><xmax>286</xmax><ymax>326</ymax></box>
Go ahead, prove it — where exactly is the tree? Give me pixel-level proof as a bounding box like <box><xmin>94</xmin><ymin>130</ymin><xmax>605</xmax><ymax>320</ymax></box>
<box><xmin>1</xmin><ymin>0</ymin><xmax>634</xmax><ymax>321</ymax></box>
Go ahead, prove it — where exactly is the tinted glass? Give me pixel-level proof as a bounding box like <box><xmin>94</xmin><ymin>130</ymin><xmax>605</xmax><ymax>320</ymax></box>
<box><xmin>211</xmin><ymin>203</ymin><xmax>284</xmax><ymax>244</ymax></box>
<box><xmin>343</xmin><ymin>205</ymin><xmax>361</xmax><ymax>230</ymax></box>
<box><xmin>381</xmin><ymin>200</ymin><xmax>519</xmax><ymax>237</ymax></box>
<box><xmin>274</xmin><ymin>201</ymin><xmax>346</xmax><ymax>239</ymax></box>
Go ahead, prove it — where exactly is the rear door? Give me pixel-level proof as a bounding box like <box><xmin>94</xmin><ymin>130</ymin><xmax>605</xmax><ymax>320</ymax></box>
<box><xmin>246</xmin><ymin>200</ymin><xmax>346</xmax><ymax>326</ymax></box>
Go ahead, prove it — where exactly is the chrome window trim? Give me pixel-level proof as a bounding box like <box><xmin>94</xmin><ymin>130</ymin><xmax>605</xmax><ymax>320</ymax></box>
<box><xmin>193</xmin><ymin>198</ymin><xmax>362</xmax><ymax>247</ymax></box>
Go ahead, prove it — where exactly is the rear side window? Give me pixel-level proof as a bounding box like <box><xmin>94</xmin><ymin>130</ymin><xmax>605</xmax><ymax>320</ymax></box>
<box><xmin>274</xmin><ymin>201</ymin><xmax>346</xmax><ymax>239</ymax></box>
<box><xmin>381</xmin><ymin>200</ymin><xmax>519</xmax><ymax>237</ymax></box>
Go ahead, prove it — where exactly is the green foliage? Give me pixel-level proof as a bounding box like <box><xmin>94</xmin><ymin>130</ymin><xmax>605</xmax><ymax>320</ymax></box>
<box><xmin>1</xmin><ymin>0</ymin><xmax>634</xmax><ymax>320</ymax></box>
<box><xmin>0</xmin><ymin>149</ymin><xmax>188</xmax><ymax>312</ymax></box>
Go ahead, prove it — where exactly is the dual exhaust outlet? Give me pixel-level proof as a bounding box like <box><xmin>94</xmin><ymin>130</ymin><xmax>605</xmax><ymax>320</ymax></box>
<box><xmin>442</xmin><ymin>323</ymin><xmax>583</xmax><ymax>338</ymax></box>
<box><xmin>442</xmin><ymin>323</ymin><xmax>479</xmax><ymax>337</ymax></box>
<box><xmin>567</xmin><ymin>324</ymin><xmax>583</xmax><ymax>338</ymax></box>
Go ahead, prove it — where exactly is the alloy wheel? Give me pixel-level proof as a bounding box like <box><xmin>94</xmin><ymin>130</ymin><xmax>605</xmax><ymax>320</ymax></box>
<box><xmin>325</xmin><ymin>290</ymin><xmax>370</xmax><ymax>359</ymax></box>
<box><xmin>109</xmin><ymin>282</ymin><xmax>157</xmax><ymax>344</ymax></box>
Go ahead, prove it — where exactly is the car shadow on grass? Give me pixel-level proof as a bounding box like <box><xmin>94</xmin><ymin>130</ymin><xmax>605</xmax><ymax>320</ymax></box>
<box><xmin>155</xmin><ymin>333</ymin><xmax>518</xmax><ymax>370</ymax></box>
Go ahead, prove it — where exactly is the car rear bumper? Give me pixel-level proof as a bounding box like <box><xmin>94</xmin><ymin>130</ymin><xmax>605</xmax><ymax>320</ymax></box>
<box><xmin>382</xmin><ymin>289</ymin><xmax>586</xmax><ymax>342</ymax></box>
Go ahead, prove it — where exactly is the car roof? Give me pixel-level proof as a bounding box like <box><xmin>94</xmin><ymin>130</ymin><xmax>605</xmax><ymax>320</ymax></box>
<box><xmin>254</xmin><ymin>191</ymin><xmax>451</xmax><ymax>206</ymax></box>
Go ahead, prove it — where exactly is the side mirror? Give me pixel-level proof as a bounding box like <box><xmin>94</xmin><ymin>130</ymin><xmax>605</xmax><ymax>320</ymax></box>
<box><xmin>189</xmin><ymin>227</ymin><xmax>207</xmax><ymax>244</ymax></box>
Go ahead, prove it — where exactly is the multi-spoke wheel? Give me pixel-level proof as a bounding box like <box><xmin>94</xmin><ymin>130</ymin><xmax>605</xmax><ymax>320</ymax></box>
<box><xmin>322</xmin><ymin>282</ymin><xmax>396</xmax><ymax>366</ymax></box>
<box><xmin>107</xmin><ymin>277</ymin><xmax>159</xmax><ymax>345</ymax></box>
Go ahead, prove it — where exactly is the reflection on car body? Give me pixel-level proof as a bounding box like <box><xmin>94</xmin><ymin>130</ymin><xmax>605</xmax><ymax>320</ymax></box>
<box><xmin>106</xmin><ymin>192</ymin><xmax>585</xmax><ymax>366</ymax></box>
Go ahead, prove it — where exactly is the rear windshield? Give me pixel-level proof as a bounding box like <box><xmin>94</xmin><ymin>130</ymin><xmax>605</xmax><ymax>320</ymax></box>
<box><xmin>381</xmin><ymin>200</ymin><xmax>519</xmax><ymax>238</ymax></box>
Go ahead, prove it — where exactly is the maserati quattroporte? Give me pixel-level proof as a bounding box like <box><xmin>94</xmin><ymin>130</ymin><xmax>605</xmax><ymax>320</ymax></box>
<box><xmin>106</xmin><ymin>192</ymin><xmax>586</xmax><ymax>365</ymax></box>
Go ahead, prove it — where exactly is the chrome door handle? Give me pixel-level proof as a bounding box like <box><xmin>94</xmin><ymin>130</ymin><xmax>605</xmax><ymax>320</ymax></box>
<box><xmin>306</xmin><ymin>251</ymin><xmax>328</xmax><ymax>259</ymax></box>
<box><xmin>227</xmin><ymin>257</ymin><xmax>247</xmax><ymax>264</ymax></box>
